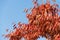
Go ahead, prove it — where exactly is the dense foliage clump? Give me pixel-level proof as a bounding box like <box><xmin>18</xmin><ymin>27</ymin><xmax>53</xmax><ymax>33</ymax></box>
<box><xmin>5</xmin><ymin>0</ymin><xmax>60</xmax><ymax>40</ymax></box>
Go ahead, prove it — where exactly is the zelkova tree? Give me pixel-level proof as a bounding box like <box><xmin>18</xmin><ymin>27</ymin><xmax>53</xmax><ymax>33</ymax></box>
<box><xmin>5</xmin><ymin>0</ymin><xmax>60</xmax><ymax>40</ymax></box>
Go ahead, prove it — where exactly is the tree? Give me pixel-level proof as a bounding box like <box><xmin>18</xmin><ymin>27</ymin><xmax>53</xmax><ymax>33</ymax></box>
<box><xmin>5</xmin><ymin>0</ymin><xmax>60</xmax><ymax>40</ymax></box>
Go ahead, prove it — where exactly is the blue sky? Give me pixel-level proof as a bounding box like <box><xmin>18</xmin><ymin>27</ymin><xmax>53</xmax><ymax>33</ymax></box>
<box><xmin>0</xmin><ymin>0</ymin><xmax>60</xmax><ymax>40</ymax></box>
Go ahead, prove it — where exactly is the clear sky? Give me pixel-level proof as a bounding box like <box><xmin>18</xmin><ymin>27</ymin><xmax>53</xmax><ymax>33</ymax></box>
<box><xmin>0</xmin><ymin>0</ymin><xmax>60</xmax><ymax>40</ymax></box>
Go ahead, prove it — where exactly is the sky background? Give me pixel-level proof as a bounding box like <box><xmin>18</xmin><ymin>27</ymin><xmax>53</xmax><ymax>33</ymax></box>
<box><xmin>0</xmin><ymin>0</ymin><xmax>60</xmax><ymax>40</ymax></box>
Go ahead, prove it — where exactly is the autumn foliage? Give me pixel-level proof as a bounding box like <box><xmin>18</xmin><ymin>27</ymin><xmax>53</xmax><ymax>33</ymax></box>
<box><xmin>5</xmin><ymin>0</ymin><xmax>60</xmax><ymax>40</ymax></box>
